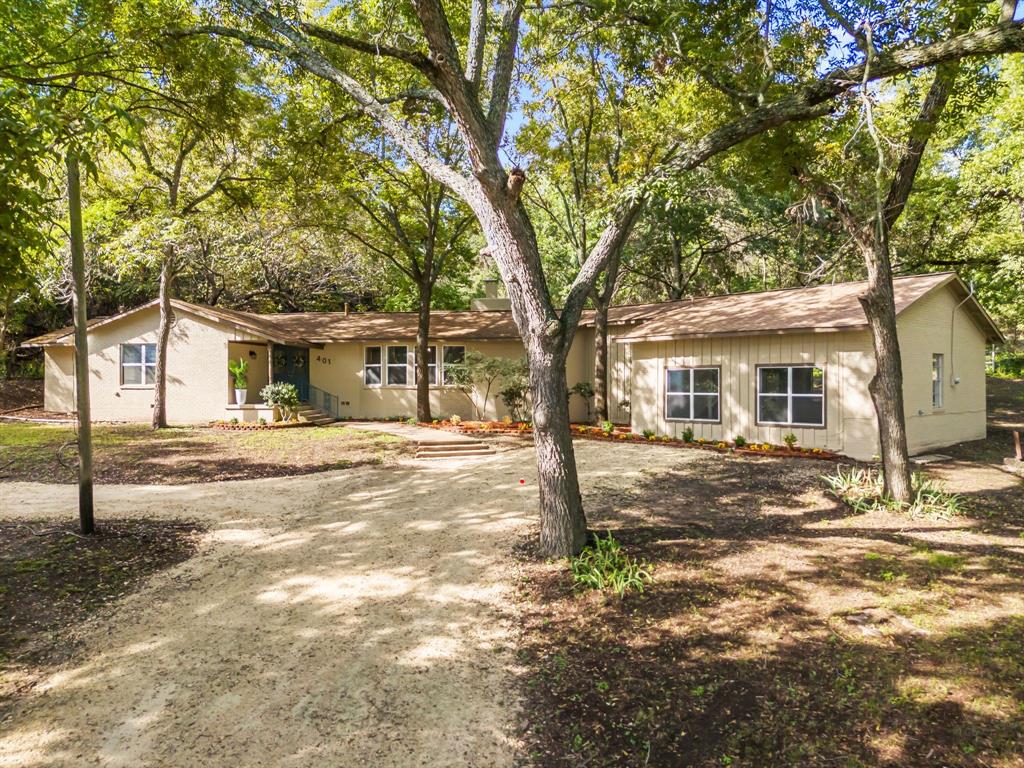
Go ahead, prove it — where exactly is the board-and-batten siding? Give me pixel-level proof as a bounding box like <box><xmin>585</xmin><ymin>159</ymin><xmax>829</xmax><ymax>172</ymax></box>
<box><xmin>895</xmin><ymin>284</ymin><xmax>987</xmax><ymax>452</ymax></box>
<box><xmin>629</xmin><ymin>330</ymin><xmax>878</xmax><ymax>458</ymax></box>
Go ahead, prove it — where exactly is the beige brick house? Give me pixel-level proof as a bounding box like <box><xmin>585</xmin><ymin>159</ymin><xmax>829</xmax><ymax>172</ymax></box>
<box><xmin>25</xmin><ymin>272</ymin><xmax>1002</xmax><ymax>460</ymax></box>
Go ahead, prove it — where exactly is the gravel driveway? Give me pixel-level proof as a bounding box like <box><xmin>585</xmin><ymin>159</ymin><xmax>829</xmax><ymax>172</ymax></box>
<box><xmin>0</xmin><ymin>441</ymin><xmax>691</xmax><ymax>768</ymax></box>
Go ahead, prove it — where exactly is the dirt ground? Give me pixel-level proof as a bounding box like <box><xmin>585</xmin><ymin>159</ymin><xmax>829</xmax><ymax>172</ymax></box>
<box><xmin>1</xmin><ymin>519</ymin><xmax>204</xmax><ymax>706</ymax></box>
<box><xmin>1</xmin><ymin>379</ymin><xmax>1020</xmax><ymax>767</ymax></box>
<box><xmin>0</xmin><ymin>379</ymin><xmax>42</xmax><ymax>412</ymax></box>
<box><xmin>516</xmin><ymin>379</ymin><xmax>1024</xmax><ymax>768</ymax></box>
<box><xmin>0</xmin><ymin>422</ymin><xmax>413</xmax><ymax>484</ymax></box>
<box><xmin>0</xmin><ymin>442</ymin><xmax>695</xmax><ymax>768</ymax></box>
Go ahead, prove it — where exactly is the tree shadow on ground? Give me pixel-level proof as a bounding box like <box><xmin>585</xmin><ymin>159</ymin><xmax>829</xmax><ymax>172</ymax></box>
<box><xmin>519</xmin><ymin>449</ymin><xmax>1024</xmax><ymax>768</ymax></box>
<box><xmin>0</xmin><ymin>446</ymin><xmax>543</xmax><ymax>767</ymax></box>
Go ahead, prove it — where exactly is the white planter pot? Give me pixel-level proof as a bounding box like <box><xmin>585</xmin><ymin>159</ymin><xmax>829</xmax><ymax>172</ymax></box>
<box><xmin>234</xmin><ymin>388</ymin><xmax>247</xmax><ymax>406</ymax></box>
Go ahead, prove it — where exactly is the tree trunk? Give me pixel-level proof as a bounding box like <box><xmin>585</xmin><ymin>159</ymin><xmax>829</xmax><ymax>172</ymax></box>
<box><xmin>859</xmin><ymin>241</ymin><xmax>913</xmax><ymax>503</ymax></box>
<box><xmin>415</xmin><ymin>280</ymin><xmax>432</xmax><ymax>422</ymax></box>
<box><xmin>67</xmin><ymin>151</ymin><xmax>95</xmax><ymax>535</ymax></box>
<box><xmin>592</xmin><ymin>300</ymin><xmax>609</xmax><ymax>423</ymax></box>
<box><xmin>529</xmin><ymin>341</ymin><xmax>588</xmax><ymax>557</ymax></box>
<box><xmin>152</xmin><ymin>252</ymin><xmax>174</xmax><ymax>430</ymax></box>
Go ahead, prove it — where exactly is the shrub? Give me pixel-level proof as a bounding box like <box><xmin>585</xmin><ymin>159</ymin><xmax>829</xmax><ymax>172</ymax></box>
<box><xmin>734</xmin><ymin>435</ymin><xmax>747</xmax><ymax>448</ymax></box>
<box><xmin>822</xmin><ymin>466</ymin><xmax>965</xmax><ymax>519</ymax></box>
<box><xmin>257</xmin><ymin>417</ymin><xmax>267</xmax><ymax>426</ymax></box>
<box><xmin>229</xmin><ymin>417</ymin><xmax>239</xmax><ymax>425</ymax></box>
<box><xmin>783</xmin><ymin>432</ymin><xmax>798</xmax><ymax>449</ymax></box>
<box><xmin>642</xmin><ymin>428</ymin><xmax>655</xmax><ymax>439</ymax></box>
<box><xmin>227</xmin><ymin>357</ymin><xmax>249</xmax><ymax>389</ymax></box>
<box><xmin>499</xmin><ymin>374</ymin><xmax>530</xmax><ymax>422</ymax></box>
<box><xmin>571</xmin><ymin>532</ymin><xmax>653</xmax><ymax>597</ymax></box>
<box><xmin>448</xmin><ymin>352</ymin><xmax>528</xmax><ymax>420</ymax></box>
<box><xmin>259</xmin><ymin>382</ymin><xmax>300</xmax><ymax>421</ymax></box>
<box><xmin>406</xmin><ymin>417</ymin><xmax>417</xmax><ymax>425</ymax></box>
<box><xmin>450</xmin><ymin>414</ymin><xmax>463</xmax><ymax>425</ymax></box>
<box><xmin>992</xmin><ymin>353</ymin><xmax>1024</xmax><ymax>379</ymax></box>
<box><xmin>682</xmin><ymin>427</ymin><xmax>694</xmax><ymax>443</ymax></box>
<box><xmin>601</xmin><ymin>420</ymin><xmax>615</xmax><ymax>436</ymax></box>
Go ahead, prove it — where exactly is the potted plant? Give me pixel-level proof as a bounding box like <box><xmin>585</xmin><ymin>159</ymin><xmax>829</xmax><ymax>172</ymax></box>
<box><xmin>228</xmin><ymin>358</ymin><xmax>249</xmax><ymax>406</ymax></box>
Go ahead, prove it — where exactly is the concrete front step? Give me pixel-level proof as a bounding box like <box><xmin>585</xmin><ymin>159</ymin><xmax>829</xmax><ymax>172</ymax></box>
<box><xmin>297</xmin><ymin>406</ymin><xmax>335</xmax><ymax>425</ymax></box>
<box><xmin>415</xmin><ymin>448</ymin><xmax>494</xmax><ymax>459</ymax></box>
<box><xmin>414</xmin><ymin>439</ymin><xmax>493</xmax><ymax>459</ymax></box>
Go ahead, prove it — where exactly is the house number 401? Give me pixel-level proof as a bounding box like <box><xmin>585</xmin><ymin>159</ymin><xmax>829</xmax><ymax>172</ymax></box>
<box><xmin>316</xmin><ymin>355</ymin><xmax>332</xmax><ymax>365</ymax></box>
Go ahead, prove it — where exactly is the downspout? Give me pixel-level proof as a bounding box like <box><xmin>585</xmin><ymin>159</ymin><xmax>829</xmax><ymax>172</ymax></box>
<box><xmin>949</xmin><ymin>279</ymin><xmax>975</xmax><ymax>389</ymax></box>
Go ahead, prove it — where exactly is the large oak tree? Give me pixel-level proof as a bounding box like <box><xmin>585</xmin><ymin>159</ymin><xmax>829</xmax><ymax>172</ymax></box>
<box><xmin>189</xmin><ymin>1</ymin><xmax>1024</xmax><ymax>555</ymax></box>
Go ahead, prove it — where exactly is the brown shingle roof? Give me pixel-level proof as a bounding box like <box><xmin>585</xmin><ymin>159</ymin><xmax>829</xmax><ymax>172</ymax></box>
<box><xmin>614</xmin><ymin>272</ymin><xmax>1002</xmax><ymax>343</ymax></box>
<box><xmin>261</xmin><ymin>303</ymin><xmax>661</xmax><ymax>342</ymax></box>
<box><xmin>21</xmin><ymin>317</ymin><xmax>109</xmax><ymax>347</ymax></box>
<box><xmin>22</xmin><ymin>272</ymin><xmax>1001</xmax><ymax>349</ymax></box>
<box><xmin>262</xmin><ymin>310</ymin><xmax>522</xmax><ymax>342</ymax></box>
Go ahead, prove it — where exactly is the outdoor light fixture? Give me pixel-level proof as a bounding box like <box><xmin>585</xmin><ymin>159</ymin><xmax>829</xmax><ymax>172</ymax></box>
<box><xmin>248</xmin><ymin>350</ymin><xmax>258</xmax><ymax>359</ymax></box>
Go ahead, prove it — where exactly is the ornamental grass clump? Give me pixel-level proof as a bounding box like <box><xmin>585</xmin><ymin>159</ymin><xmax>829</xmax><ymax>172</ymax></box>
<box><xmin>822</xmin><ymin>466</ymin><xmax>964</xmax><ymax>519</ymax></box>
<box><xmin>570</xmin><ymin>532</ymin><xmax>653</xmax><ymax>598</ymax></box>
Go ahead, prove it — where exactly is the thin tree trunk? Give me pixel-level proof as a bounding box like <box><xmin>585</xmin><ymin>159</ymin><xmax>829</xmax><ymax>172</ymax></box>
<box><xmin>415</xmin><ymin>280</ymin><xmax>432</xmax><ymax>422</ymax></box>
<box><xmin>592</xmin><ymin>301</ymin><xmax>610</xmax><ymax>423</ymax></box>
<box><xmin>859</xmin><ymin>241</ymin><xmax>913</xmax><ymax>502</ymax></box>
<box><xmin>67</xmin><ymin>151</ymin><xmax>95</xmax><ymax>535</ymax></box>
<box><xmin>152</xmin><ymin>252</ymin><xmax>174</xmax><ymax>430</ymax></box>
<box><xmin>529</xmin><ymin>342</ymin><xmax>588</xmax><ymax>556</ymax></box>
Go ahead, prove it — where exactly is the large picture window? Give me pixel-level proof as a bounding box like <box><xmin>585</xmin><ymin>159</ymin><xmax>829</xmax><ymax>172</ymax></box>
<box><xmin>121</xmin><ymin>343</ymin><xmax>157</xmax><ymax>386</ymax></box>
<box><xmin>386</xmin><ymin>345</ymin><xmax>409</xmax><ymax>385</ymax></box>
<box><xmin>363</xmin><ymin>346</ymin><xmax>382</xmax><ymax>386</ymax></box>
<box><xmin>665</xmin><ymin>367</ymin><xmax>720</xmax><ymax>422</ymax></box>
<box><xmin>757</xmin><ymin>365</ymin><xmax>824</xmax><ymax>426</ymax></box>
<box><xmin>442</xmin><ymin>345</ymin><xmax>465</xmax><ymax>385</ymax></box>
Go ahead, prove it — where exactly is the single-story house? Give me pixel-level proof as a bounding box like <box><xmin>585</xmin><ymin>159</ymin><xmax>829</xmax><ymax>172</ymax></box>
<box><xmin>24</xmin><ymin>272</ymin><xmax>1002</xmax><ymax>460</ymax></box>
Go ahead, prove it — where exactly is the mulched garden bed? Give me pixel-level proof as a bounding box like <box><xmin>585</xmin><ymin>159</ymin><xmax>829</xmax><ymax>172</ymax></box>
<box><xmin>210</xmin><ymin>420</ymin><xmax>311</xmax><ymax>431</ymax></box>
<box><xmin>419</xmin><ymin>419</ymin><xmax>841</xmax><ymax>460</ymax></box>
<box><xmin>0</xmin><ymin>406</ymin><xmax>74</xmax><ymax>423</ymax></box>
<box><xmin>0</xmin><ymin>517</ymin><xmax>204</xmax><ymax>709</ymax></box>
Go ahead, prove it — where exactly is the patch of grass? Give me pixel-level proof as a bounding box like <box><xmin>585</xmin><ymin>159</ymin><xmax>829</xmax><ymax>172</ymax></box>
<box><xmin>822</xmin><ymin>466</ymin><xmax>965</xmax><ymax>519</ymax></box>
<box><xmin>571</xmin><ymin>531</ymin><xmax>652</xmax><ymax>598</ymax></box>
<box><xmin>0</xmin><ymin>421</ymin><xmax>411</xmax><ymax>484</ymax></box>
<box><xmin>918</xmin><ymin>551</ymin><xmax>965</xmax><ymax>573</ymax></box>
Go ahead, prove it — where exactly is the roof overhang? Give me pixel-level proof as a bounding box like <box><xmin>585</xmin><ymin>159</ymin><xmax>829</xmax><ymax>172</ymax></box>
<box><xmin>22</xmin><ymin>299</ymin><xmax>314</xmax><ymax>349</ymax></box>
<box><xmin>612</xmin><ymin>324</ymin><xmax>868</xmax><ymax>343</ymax></box>
<box><xmin>938</xmin><ymin>274</ymin><xmax>1005</xmax><ymax>345</ymax></box>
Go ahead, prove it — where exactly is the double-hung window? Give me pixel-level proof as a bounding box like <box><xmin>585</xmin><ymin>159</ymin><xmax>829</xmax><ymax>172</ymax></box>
<box><xmin>758</xmin><ymin>365</ymin><xmax>824</xmax><ymax>426</ymax></box>
<box><xmin>414</xmin><ymin>345</ymin><xmax>439</xmax><ymax>385</ymax></box>
<box><xmin>665</xmin><ymin>367</ymin><xmax>720</xmax><ymax>421</ymax></box>
<box><xmin>121</xmin><ymin>343</ymin><xmax>157</xmax><ymax>386</ymax></box>
<box><xmin>386</xmin><ymin>346</ymin><xmax>409</xmax><ymax>385</ymax></box>
<box><xmin>442</xmin><ymin>345</ymin><xmax>465</xmax><ymax>385</ymax></box>
<box><xmin>364</xmin><ymin>346</ymin><xmax>382</xmax><ymax>386</ymax></box>
<box><xmin>932</xmin><ymin>354</ymin><xmax>944</xmax><ymax>408</ymax></box>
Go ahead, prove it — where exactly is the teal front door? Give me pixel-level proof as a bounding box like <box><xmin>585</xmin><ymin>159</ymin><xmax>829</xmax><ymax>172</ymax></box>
<box><xmin>272</xmin><ymin>345</ymin><xmax>310</xmax><ymax>401</ymax></box>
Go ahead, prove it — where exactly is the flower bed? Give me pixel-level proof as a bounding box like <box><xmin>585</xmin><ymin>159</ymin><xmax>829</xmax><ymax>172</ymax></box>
<box><xmin>418</xmin><ymin>419</ymin><xmax>840</xmax><ymax>460</ymax></box>
<box><xmin>210</xmin><ymin>420</ymin><xmax>310</xmax><ymax>431</ymax></box>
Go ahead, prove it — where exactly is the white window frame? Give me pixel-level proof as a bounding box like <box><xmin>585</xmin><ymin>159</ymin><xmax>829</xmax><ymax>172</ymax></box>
<box><xmin>442</xmin><ymin>345</ymin><xmax>466</xmax><ymax>386</ymax></box>
<box><xmin>120</xmin><ymin>343</ymin><xmax>157</xmax><ymax>388</ymax></box>
<box><xmin>757</xmin><ymin>365</ymin><xmax>825</xmax><ymax>427</ymax></box>
<box><xmin>363</xmin><ymin>346</ymin><xmax>382</xmax><ymax>387</ymax></box>
<box><xmin>413</xmin><ymin>345</ymin><xmax>439</xmax><ymax>386</ymax></box>
<box><xmin>664</xmin><ymin>366</ymin><xmax>720</xmax><ymax>423</ymax></box>
<box><xmin>932</xmin><ymin>353</ymin><xmax>944</xmax><ymax>409</ymax></box>
<box><xmin>386</xmin><ymin>345</ymin><xmax>410</xmax><ymax>386</ymax></box>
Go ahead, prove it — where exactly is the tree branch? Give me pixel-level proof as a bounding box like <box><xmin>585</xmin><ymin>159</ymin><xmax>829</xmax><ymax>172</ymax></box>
<box><xmin>487</xmin><ymin>0</ymin><xmax>524</xmax><ymax>146</ymax></box>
